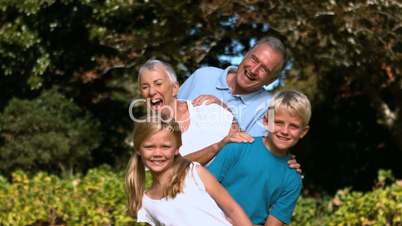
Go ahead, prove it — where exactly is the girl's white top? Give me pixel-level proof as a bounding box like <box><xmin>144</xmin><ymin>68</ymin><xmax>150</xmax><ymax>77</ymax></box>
<box><xmin>137</xmin><ymin>162</ymin><xmax>232</xmax><ymax>226</ymax></box>
<box><xmin>180</xmin><ymin>101</ymin><xmax>233</xmax><ymax>164</ymax></box>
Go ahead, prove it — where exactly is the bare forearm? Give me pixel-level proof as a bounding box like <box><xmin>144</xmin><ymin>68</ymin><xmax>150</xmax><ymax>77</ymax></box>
<box><xmin>198</xmin><ymin>166</ymin><xmax>253</xmax><ymax>226</ymax></box>
<box><xmin>184</xmin><ymin>131</ymin><xmax>253</xmax><ymax>165</ymax></box>
<box><xmin>225</xmin><ymin>206</ymin><xmax>253</xmax><ymax>226</ymax></box>
<box><xmin>183</xmin><ymin>141</ymin><xmax>224</xmax><ymax>165</ymax></box>
<box><xmin>264</xmin><ymin>215</ymin><xmax>284</xmax><ymax>226</ymax></box>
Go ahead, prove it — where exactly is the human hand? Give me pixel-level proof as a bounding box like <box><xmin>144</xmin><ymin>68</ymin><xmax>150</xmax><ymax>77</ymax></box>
<box><xmin>222</xmin><ymin>132</ymin><xmax>254</xmax><ymax>144</ymax></box>
<box><xmin>288</xmin><ymin>154</ymin><xmax>303</xmax><ymax>175</ymax></box>
<box><xmin>192</xmin><ymin>95</ymin><xmax>226</xmax><ymax>107</ymax></box>
<box><xmin>228</xmin><ymin>120</ymin><xmax>241</xmax><ymax>135</ymax></box>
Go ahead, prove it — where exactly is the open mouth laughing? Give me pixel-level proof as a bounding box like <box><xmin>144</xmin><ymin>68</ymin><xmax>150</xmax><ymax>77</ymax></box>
<box><xmin>148</xmin><ymin>98</ymin><xmax>164</xmax><ymax>109</ymax></box>
<box><xmin>245</xmin><ymin>70</ymin><xmax>257</xmax><ymax>81</ymax></box>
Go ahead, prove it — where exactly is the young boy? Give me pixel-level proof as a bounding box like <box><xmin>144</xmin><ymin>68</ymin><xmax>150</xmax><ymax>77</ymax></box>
<box><xmin>207</xmin><ymin>90</ymin><xmax>311</xmax><ymax>226</ymax></box>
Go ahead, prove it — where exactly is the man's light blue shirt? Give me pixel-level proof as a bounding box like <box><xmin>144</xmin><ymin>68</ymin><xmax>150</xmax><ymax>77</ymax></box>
<box><xmin>207</xmin><ymin>137</ymin><xmax>302</xmax><ymax>225</ymax></box>
<box><xmin>177</xmin><ymin>66</ymin><xmax>272</xmax><ymax>136</ymax></box>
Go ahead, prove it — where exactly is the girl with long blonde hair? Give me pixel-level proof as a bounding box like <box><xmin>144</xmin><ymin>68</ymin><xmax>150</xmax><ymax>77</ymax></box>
<box><xmin>125</xmin><ymin>115</ymin><xmax>252</xmax><ymax>226</ymax></box>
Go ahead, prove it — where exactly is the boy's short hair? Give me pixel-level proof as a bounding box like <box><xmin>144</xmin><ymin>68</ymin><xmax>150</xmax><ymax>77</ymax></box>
<box><xmin>268</xmin><ymin>90</ymin><xmax>311</xmax><ymax>126</ymax></box>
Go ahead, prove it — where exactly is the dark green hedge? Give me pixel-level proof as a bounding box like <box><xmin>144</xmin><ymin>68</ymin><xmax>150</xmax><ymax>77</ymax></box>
<box><xmin>0</xmin><ymin>166</ymin><xmax>136</xmax><ymax>226</ymax></box>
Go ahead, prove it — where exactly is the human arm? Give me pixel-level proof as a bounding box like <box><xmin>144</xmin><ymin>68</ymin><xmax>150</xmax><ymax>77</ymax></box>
<box><xmin>266</xmin><ymin>174</ymin><xmax>302</xmax><ymax>225</ymax></box>
<box><xmin>182</xmin><ymin>103</ymin><xmax>252</xmax><ymax>165</ymax></box>
<box><xmin>183</xmin><ymin>141</ymin><xmax>223</xmax><ymax>165</ymax></box>
<box><xmin>288</xmin><ymin>155</ymin><xmax>302</xmax><ymax>174</ymax></box>
<box><xmin>178</xmin><ymin>67</ymin><xmax>220</xmax><ymax>100</ymax></box>
<box><xmin>197</xmin><ymin>166</ymin><xmax>253</xmax><ymax>226</ymax></box>
<box><xmin>264</xmin><ymin>215</ymin><xmax>284</xmax><ymax>226</ymax></box>
<box><xmin>177</xmin><ymin>71</ymin><xmax>197</xmax><ymax>100</ymax></box>
<box><xmin>178</xmin><ymin>66</ymin><xmax>230</xmax><ymax>102</ymax></box>
<box><xmin>183</xmin><ymin>131</ymin><xmax>254</xmax><ymax>165</ymax></box>
<box><xmin>192</xmin><ymin>95</ymin><xmax>230</xmax><ymax>110</ymax></box>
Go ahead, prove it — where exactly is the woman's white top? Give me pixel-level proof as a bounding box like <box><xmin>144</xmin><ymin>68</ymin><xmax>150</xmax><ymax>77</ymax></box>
<box><xmin>180</xmin><ymin>101</ymin><xmax>233</xmax><ymax>161</ymax></box>
<box><xmin>137</xmin><ymin>162</ymin><xmax>232</xmax><ymax>226</ymax></box>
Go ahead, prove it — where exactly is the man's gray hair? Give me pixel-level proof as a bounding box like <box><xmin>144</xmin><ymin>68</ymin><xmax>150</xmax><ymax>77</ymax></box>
<box><xmin>254</xmin><ymin>36</ymin><xmax>287</xmax><ymax>71</ymax></box>
<box><xmin>138</xmin><ymin>59</ymin><xmax>178</xmax><ymax>84</ymax></box>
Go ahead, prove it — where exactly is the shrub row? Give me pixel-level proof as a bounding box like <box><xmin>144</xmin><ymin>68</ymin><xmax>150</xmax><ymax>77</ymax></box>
<box><xmin>0</xmin><ymin>166</ymin><xmax>138</xmax><ymax>226</ymax></box>
<box><xmin>291</xmin><ymin>170</ymin><xmax>402</xmax><ymax>226</ymax></box>
<box><xmin>0</xmin><ymin>168</ymin><xmax>400</xmax><ymax>226</ymax></box>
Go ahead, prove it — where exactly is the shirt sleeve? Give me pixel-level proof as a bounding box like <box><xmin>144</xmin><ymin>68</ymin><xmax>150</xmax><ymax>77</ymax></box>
<box><xmin>206</xmin><ymin>142</ymin><xmax>241</xmax><ymax>182</ymax></box>
<box><xmin>270</xmin><ymin>173</ymin><xmax>303</xmax><ymax>225</ymax></box>
<box><xmin>177</xmin><ymin>70</ymin><xmax>198</xmax><ymax>100</ymax></box>
<box><xmin>137</xmin><ymin>207</ymin><xmax>156</xmax><ymax>226</ymax></box>
<box><xmin>245</xmin><ymin>100</ymin><xmax>270</xmax><ymax>137</ymax></box>
<box><xmin>246</xmin><ymin>117</ymin><xmax>267</xmax><ymax>137</ymax></box>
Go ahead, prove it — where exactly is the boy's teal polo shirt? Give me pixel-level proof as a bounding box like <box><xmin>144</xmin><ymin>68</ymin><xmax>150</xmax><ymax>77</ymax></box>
<box><xmin>207</xmin><ymin>137</ymin><xmax>302</xmax><ymax>225</ymax></box>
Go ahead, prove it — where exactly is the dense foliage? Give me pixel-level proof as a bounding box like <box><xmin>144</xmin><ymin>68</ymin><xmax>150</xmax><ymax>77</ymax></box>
<box><xmin>0</xmin><ymin>89</ymin><xmax>101</xmax><ymax>175</ymax></box>
<box><xmin>0</xmin><ymin>169</ymin><xmax>400</xmax><ymax>226</ymax></box>
<box><xmin>264</xmin><ymin>0</ymin><xmax>402</xmax><ymax>192</ymax></box>
<box><xmin>1</xmin><ymin>1</ymin><xmax>401</xmax><ymax>224</ymax></box>
<box><xmin>0</xmin><ymin>0</ymin><xmax>401</xmax><ymax>192</ymax></box>
<box><xmin>291</xmin><ymin>170</ymin><xmax>402</xmax><ymax>226</ymax></box>
<box><xmin>0</xmin><ymin>167</ymin><xmax>136</xmax><ymax>226</ymax></box>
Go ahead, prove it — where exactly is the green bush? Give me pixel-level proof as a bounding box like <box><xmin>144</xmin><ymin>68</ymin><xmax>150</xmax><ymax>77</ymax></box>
<box><xmin>0</xmin><ymin>168</ymin><xmax>400</xmax><ymax>225</ymax></box>
<box><xmin>0</xmin><ymin>166</ymin><xmax>136</xmax><ymax>226</ymax></box>
<box><xmin>291</xmin><ymin>170</ymin><xmax>402</xmax><ymax>226</ymax></box>
<box><xmin>0</xmin><ymin>89</ymin><xmax>101</xmax><ymax>175</ymax></box>
<box><xmin>291</xmin><ymin>195</ymin><xmax>332</xmax><ymax>226</ymax></box>
<box><xmin>324</xmin><ymin>170</ymin><xmax>402</xmax><ymax>226</ymax></box>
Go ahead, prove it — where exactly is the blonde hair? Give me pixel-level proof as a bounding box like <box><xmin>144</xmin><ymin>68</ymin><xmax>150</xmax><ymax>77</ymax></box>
<box><xmin>125</xmin><ymin>115</ymin><xmax>191</xmax><ymax>216</ymax></box>
<box><xmin>268</xmin><ymin>90</ymin><xmax>311</xmax><ymax>126</ymax></box>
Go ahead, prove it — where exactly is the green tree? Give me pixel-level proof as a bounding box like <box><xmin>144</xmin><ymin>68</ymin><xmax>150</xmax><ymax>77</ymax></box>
<box><xmin>0</xmin><ymin>89</ymin><xmax>101</xmax><ymax>175</ymax></box>
<box><xmin>0</xmin><ymin>0</ymin><xmax>220</xmax><ymax>168</ymax></box>
<box><xmin>1</xmin><ymin>0</ymin><xmax>401</xmax><ymax>191</ymax></box>
<box><xmin>264</xmin><ymin>0</ymin><xmax>402</xmax><ymax>191</ymax></box>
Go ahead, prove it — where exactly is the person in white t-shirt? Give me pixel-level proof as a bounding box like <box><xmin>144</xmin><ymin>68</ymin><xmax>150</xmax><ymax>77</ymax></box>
<box><xmin>125</xmin><ymin>116</ymin><xmax>253</xmax><ymax>226</ymax></box>
<box><xmin>137</xmin><ymin>59</ymin><xmax>253</xmax><ymax>165</ymax></box>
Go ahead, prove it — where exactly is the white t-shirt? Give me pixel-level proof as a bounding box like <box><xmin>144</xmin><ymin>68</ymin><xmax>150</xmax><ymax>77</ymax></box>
<box><xmin>137</xmin><ymin>162</ymin><xmax>232</xmax><ymax>226</ymax></box>
<box><xmin>180</xmin><ymin>101</ymin><xmax>233</xmax><ymax>160</ymax></box>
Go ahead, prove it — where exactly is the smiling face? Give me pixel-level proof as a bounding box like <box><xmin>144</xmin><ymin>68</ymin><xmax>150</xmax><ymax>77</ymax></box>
<box><xmin>233</xmin><ymin>43</ymin><xmax>284</xmax><ymax>94</ymax></box>
<box><xmin>139</xmin><ymin>129</ymin><xmax>179</xmax><ymax>175</ymax></box>
<box><xmin>139</xmin><ymin>67</ymin><xmax>179</xmax><ymax>112</ymax></box>
<box><xmin>264</xmin><ymin>108</ymin><xmax>309</xmax><ymax>155</ymax></box>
